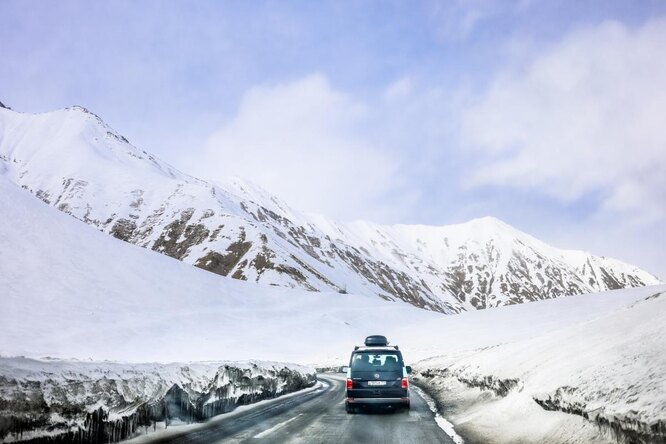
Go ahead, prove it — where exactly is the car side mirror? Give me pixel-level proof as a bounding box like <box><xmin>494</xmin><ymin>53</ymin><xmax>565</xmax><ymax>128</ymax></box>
<box><xmin>342</xmin><ymin>366</ymin><xmax>350</xmax><ymax>374</ymax></box>
<box><xmin>405</xmin><ymin>366</ymin><xmax>412</xmax><ymax>374</ymax></box>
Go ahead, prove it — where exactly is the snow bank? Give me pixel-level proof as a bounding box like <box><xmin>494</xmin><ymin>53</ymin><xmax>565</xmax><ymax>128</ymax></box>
<box><xmin>0</xmin><ymin>357</ymin><xmax>315</xmax><ymax>442</ymax></box>
<box><xmin>414</xmin><ymin>290</ymin><xmax>666</xmax><ymax>444</ymax></box>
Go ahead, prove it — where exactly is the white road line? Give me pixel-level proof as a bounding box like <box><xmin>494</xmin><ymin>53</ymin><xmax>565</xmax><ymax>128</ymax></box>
<box><xmin>253</xmin><ymin>413</ymin><xmax>304</xmax><ymax>439</ymax></box>
<box><xmin>412</xmin><ymin>386</ymin><xmax>465</xmax><ymax>444</ymax></box>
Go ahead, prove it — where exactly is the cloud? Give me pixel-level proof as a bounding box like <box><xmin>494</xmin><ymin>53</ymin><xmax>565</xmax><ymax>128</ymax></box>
<box><xmin>197</xmin><ymin>74</ymin><xmax>403</xmax><ymax>220</ymax></box>
<box><xmin>384</xmin><ymin>76</ymin><xmax>413</xmax><ymax>102</ymax></box>
<box><xmin>461</xmin><ymin>18</ymin><xmax>666</xmax><ymax>224</ymax></box>
<box><xmin>427</xmin><ymin>0</ymin><xmax>531</xmax><ymax>42</ymax></box>
<box><xmin>427</xmin><ymin>0</ymin><xmax>490</xmax><ymax>41</ymax></box>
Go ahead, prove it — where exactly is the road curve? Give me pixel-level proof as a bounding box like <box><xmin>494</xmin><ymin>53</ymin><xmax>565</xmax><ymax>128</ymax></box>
<box><xmin>138</xmin><ymin>373</ymin><xmax>455</xmax><ymax>444</ymax></box>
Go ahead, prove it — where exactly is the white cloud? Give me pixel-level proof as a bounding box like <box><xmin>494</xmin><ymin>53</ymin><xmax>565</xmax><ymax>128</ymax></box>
<box><xmin>462</xmin><ymin>18</ymin><xmax>666</xmax><ymax>224</ymax></box>
<box><xmin>428</xmin><ymin>0</ymin><xmax>489</xmax><ymax>41</ymax></box>
<box><xmin>384</xmin><ymin>76</ymin><xmax>413</xmax><ymax>102</ymax></box>
<box><xmin>197</xmin><ymin>74</ymin><xmax>402</xmax><ymax>220</ymax></box>
<box><xmin>427</xmin><ymin>0</ymin><xmax>529</xmax><ymax>42</ymax></box>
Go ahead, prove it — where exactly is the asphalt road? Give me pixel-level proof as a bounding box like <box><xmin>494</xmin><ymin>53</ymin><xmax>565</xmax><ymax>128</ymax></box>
<box><xmin>141</xmin><ymin>374</ymin><xmax>455</xmax><ymax>444</ymax></box>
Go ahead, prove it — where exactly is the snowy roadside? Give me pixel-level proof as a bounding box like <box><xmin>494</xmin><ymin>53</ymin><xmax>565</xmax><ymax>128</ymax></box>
<box><xmin>413</xmin><ymin>290</ymin><xmax>666</xmax><ymax>444</ymax></box>
<box><xmin>125</xmin><ymin>379</ymin><xmax>328</xmax><ymax>443</ymax></box>
<box><xmin>0</xmin><ymin>357</ymin><xmax>316</xmax><ymax>443</ymax></box>
<box><xmin>411</xmin><ymin>385</ymin><xmax>465</xmax><ymax>444</ymax></box>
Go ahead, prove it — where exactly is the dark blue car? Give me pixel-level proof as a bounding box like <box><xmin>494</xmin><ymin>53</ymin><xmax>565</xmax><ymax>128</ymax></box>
<box><xmin>344</xmin><ymin>335</ymin><xmax>412</xmax><ymax>413</ymax></box>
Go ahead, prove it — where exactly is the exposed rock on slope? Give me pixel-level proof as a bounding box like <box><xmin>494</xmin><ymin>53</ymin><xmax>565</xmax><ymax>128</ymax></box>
<box><xmin>0</xmin><ymin>105</ymin><xmax>660</xmax><ymax>313</ymax></box>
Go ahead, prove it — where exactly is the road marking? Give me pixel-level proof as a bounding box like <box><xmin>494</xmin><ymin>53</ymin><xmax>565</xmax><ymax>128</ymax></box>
<box><xmin>253</xmin><ymin>413</ymin><xmax>304</xmax><ymax>439</ymax></box>
<box><xmin>412</xmin><ymin>386</ymin><xmax>465</xmax><ymax>444</ymax></box>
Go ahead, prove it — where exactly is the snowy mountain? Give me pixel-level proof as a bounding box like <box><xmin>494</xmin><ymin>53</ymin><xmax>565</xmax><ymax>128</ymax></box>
<box><xmin>0</xmin><ymin>104</ymin><xmax>660</xmax><ymax>313</ymax></box>
<box><xmin>0</xmin><ymin>173</ymin><xmax>444</xmax><ymax>363</ymax></box>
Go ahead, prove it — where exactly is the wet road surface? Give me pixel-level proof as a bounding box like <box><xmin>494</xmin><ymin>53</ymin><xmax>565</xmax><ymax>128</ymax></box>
<box><xmin>140</xmin><ymin>373</ymin><xmax>455</xmax><ymax>443</ymax></box>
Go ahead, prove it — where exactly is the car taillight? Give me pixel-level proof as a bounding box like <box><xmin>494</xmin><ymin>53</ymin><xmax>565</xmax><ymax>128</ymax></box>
<box><xmin>401</xmin><ymin>377</ymin><xmax>408</xmax><ymax>389</ymax></box>
<box><xmin>347</xmin><ymin>378</ymin><xmax>353</xmax><ymax>390</ymax></box>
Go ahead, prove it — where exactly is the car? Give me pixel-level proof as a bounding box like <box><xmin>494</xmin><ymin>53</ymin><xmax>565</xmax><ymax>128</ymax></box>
<box><xmin>344</xmin><ymin>335</ymin><xmax>412</xmax><ymax>413</ymax></box>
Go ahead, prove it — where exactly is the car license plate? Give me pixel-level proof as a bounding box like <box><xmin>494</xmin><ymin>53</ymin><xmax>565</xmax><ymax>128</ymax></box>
<box><xmin>367</xmin><ymin>381</ymin><xmax>386</xmax><ymax>386</ymax></box>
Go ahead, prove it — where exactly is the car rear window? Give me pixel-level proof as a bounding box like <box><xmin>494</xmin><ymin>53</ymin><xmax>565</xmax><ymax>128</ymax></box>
<box><xmin>350</xmin><ymin>352</ymin><xmax>402</xmax><ymax>371</ymax></box>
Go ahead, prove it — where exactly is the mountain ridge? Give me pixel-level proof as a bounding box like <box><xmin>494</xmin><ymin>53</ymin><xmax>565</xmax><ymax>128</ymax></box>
<box><xmin>0</xmin><ymin>104</ymin><xmax>660</xmax><ymax>313</ymax></box>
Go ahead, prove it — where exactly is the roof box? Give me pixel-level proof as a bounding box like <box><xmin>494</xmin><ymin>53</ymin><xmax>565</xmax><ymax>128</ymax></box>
<box><xmin>364</xmin><ymin>335</ymin><xmax>389</xmax><ymax>346</ymax></box>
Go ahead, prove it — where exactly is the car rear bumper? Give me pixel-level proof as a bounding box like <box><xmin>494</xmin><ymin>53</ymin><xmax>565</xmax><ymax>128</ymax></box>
<box><xmin>346</xmin><ymin>397</ymin><xmax>410</xmax><ymax>405</ymax></box>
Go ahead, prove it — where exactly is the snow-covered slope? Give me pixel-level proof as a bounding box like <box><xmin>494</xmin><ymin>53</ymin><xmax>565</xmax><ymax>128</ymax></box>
<box><xmin>415</xmin><ymin>288</ymin><xmax>666</xmax><ymax>443</ymax></box>
<box><xmin>0</xmin><ymin>174</ymin><xmax>444</xmax><ymax>363</ymax></box>
<box><xmin>1</xmin><ymin>173</ymin><xmax>662</xmax><ymax>365</ymax></box>
<box><xmin>0</xmin><ymin>105</ymin><xmax>660</xmax><ymax>314</ymax></box>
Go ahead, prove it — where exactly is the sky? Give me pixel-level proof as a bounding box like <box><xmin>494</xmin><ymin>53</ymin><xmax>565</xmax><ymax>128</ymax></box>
<box><xmin>1</xmin><ymin>0</ymin><xmax>665</xmax><ymax>278</ymax></box>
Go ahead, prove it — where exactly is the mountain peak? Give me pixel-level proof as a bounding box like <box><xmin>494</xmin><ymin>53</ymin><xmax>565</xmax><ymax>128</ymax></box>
<box><xmin>467</xmin><ymin>215</ymin><xmax>509</xmax><ymax>226</ymax></box>
<box><xmin>0</xmin><ymin>104</ymin><xmax>199</xmax><ymax>189</ymax></box>
<box><xmin>460</xmin><ymin>215</ymin><xmax>517</xmax><ymax>235</ymax></box>
<box><xmin>66</xmin><ymin>105</ymin><xmax>91</xmax><ymax>113</ymax></box>
<box><xmin>63</xmin><ymin>105</ymin><xmax>103</xmax><ymax>121</ymax></box>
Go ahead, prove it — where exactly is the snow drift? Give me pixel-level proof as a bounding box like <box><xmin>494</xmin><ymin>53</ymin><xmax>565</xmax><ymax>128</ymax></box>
<box><xmin>0</xmin><ymin>357</ymin><xmax>315</xmax><ymax>443</ymax></box>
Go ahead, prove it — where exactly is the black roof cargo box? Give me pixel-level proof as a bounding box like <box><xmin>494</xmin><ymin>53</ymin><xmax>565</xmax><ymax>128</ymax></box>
<box><xmin>364</xmin><ymin>335</ymin><xmax>389</xmax><ymax>346</ymax></box>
